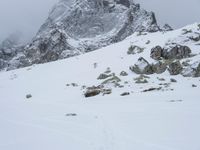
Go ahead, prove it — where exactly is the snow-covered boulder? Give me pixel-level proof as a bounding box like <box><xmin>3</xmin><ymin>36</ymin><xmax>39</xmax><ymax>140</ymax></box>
<box><xmin>130</xmin><ymin>57</ymin><xmax>154</xmax><ymax>75</ymax></box>
<box><xmin>163</xmin><ymin>45</ymin><xmax>192</xmax><ymax>59</ymax></box>
<box><xmin>150</xmin><ymin>46</ymin><xmax>163</xmax><ymax>60</ymax></box>
<box><xmin>151</xmin><ymin>45</ymin><xmax>192</xmax><ymax>60</ymax></box>
<box><xmin>168</xmin><ymin>61</ymin><xmax>183</xmax><ymax>75</ymax></box>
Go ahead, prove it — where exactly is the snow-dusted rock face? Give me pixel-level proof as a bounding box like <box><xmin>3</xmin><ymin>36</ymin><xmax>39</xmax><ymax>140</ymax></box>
<box><xmin>0</xmin><ymin>32</ymin><xmax>27</xmax><ymax>71</ymax></box>
<box><xmin>1</xmin><ymin>0</ymin><xmax>161</xmax><ymax>70</ymax></box>
<box><xmin>1</xmin><ymin>0</ymin><xmax>163</xmax><ymax>71</ymax></box>
<box><xmin>23</xmin><ymin>0</ymin><xmax>160</xmax><ymax>64</ymax></box>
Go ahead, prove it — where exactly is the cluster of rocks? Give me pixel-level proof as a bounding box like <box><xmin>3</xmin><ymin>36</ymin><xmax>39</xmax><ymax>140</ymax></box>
<box><xmin>127</xmin><ymin>45</ymin><xmax>144</xmax><ymax>55</ymax></box>
<box><xmin>84</xmin><ymin>68</ymin><xmax>130</xmax><ymax>97</ymax></box>
<box><xmin>84</xmin><ymin>85</ymin><xmax>112</xmax><ymax>98</ymax></box>
<box><xmin>130</xmin><ymin>44</ymin><xmax>200</xmax><ymax>77</ymax></box>
<box><xmin>150</xmin><ymin>45</ymin><xmax>192</xmax><ymax>60</ymax></box>
<box><xmin>134</xmin><ymin>75</ymin><xmax>149</xmax><ymax>84</ymax></box>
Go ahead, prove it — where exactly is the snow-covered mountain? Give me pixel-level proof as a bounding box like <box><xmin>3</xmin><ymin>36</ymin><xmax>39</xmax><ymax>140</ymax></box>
<box><xmin>0</xmin><ymin>0</ymin><xmax>168</xmax><ymax>71</ymax></box>
<box><xmin>0</xmin><ymin>22</ymin><xmax>200</xmax><ymax>150</ymax></box>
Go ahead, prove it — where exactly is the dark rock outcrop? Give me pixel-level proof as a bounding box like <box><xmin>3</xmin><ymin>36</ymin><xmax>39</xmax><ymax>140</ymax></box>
<box><xmin>84</xmin><ymin>86</ymin><xmax>102</xmax><ymax>98</ymax></box>
<box><xmin>151</xmin><ymin>45</ymin><xmax>192</xmax><ymax>60</ymax></box>
<box><xmin>163</xmin><ymin>45</ymin><xmax>191</xmax><ymax>59</ymax></box>
<box><xmin>130</xmin><ymin>57</ymin><xmax>154</xmax><ymax>75</ymax></box>
<box><xmin>120</xmin><ymin>71</ymin><xmax>128</xmax><ymax>76</ymax></box>
<box><xmin>152</xmin><ymin>61</ymin><xmax>167</xmax><ymax>74</ymax></box>
<box><xmin>168</xmin><ymin>61</ymin><xmax>183</xmax><ymax>75</ymax></box>
<box><xmin>97</xmin><ymin>73</ymin><xmax>112</xmax><ymax>80</ymax></box>
<box><xmin>120</xmin><ymin>92</ymin><xmax>130</xmax><ymax>96</ymax></box>
<box><xmin>150</xmin><ymin>46</ymin><xmax>163</xmax><ymax>60</ymax></box>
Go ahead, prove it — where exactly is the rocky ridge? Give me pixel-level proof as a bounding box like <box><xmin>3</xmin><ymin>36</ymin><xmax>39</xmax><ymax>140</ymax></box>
<box><xmin>1</xmin><ymin>0</ymin><xmax>164</xmax><ymax>71</ymax></box>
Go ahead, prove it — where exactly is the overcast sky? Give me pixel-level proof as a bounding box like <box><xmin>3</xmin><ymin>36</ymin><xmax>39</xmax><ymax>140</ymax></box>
<box><xmin>0</xmin><ymin>0</ymin><xmax>200</xmax><ymax>42</ymax></box>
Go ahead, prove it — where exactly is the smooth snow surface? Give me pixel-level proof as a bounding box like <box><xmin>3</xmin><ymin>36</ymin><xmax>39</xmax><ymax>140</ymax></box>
<box><xmin>0</xmin><ymin>23</ymin><xmax>200</xmax><ymax>150</ymax></box>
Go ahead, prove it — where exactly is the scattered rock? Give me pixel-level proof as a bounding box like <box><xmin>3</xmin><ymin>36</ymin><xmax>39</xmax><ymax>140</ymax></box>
<box><xmin>84</xmin><ymin>86</ymin><xmax>101</xmax><ymax>98</ymax></box>
<box><xmin>157</xmin><ymin>77</ymin><xmax>165</xmax><ymax>81</ymax></box>
<box><xmin>130</xmin><ymin>57</ymin><xmax>154</xmax><ymax>75</ymax></box>
<box><xmin>142</xmin><ymin>87</ymin><xmax>162</xmax><ymax>92</ymax></box>
<box><xmin>127</xmin><ymin>45</ymin><xmax>144</xmax><ymax>55</ymax></box>
<box><xmin>97</xmin><ymin>73</ymin><xmax>112</xmax><ymax>80</ymax></box>
<box><xmin>120</xmin><ymin>92</ymin><xmax>130</xmax><ymax>96</ymax></box>
<box><xmin>84</xmin><ymin>85</ymin><xmax>112</xmax><ymax>97</ymax></box>
<box><xmin>198</xmin><ymin>24</ymin><xmax>200</xmax><ymax>30</ymax></box>
<box><xmin>102</xmin><ymin>89</ymin><xmax>112</xmax><ymax>95</ymax></box>
<box><xmin>93</xmin><ymin>63</ymin><xmax>98</xmax><ymax>68</ymax></box>
<box><xmin>71</xmin><ymin>83</ymin><xmax>78</xmax><ymax>87</ymax></box>
<box><xmin>124</xmin><ymin>81</ymin><xmax>129</xmax><ymax>84</ymax></box>
<box><xmin>134</xmin><ymin>75</ymin><xmax>149</xmax><ymax>84</ymax></box>
<box><xmin>170</xmin><ymin>78</ymin><xmax>177</xmax><ymax>83</ymax></box>
<box><xmin>104</xmin><ymin>67</ymin><xmax>111</xmax><ymax>74</ymax></box>
<box><xmin>189</xmin><ymin>34</ymin><xmax>200</xmax><ymax>42</ymax></box>
<box><xmin>65</xmin><ymin>113</ymin><xmax>77</xmax><ymax>117</ymax></box>
<box><xmin>81</xmin><ymin>85</ymin><xmax>86</xmax><ymax>90</ymax></box>
<box><xmin>145</xmin><ymin>40</ymin><xmax>150</xmax><ymax>44</ymax></box>
<box><xmin>102</xmin><ymin>75</ymin><xmax>121</xmax><ymax>85</ymax></box>
<box><xmin>26</xmin><ymin>94</ymin><xmax>32</xmax><ymax>99</ymax></box>
<box><xmin>192</xmin><ymin>84</ymin><xmax>197</xmax><ymax>87</ymax></box>
<box><xmin>137</xmin><ymin>31</ymin><xmax>148</xmax><ymax>36</ymax></box>
<box><xmin>168</xmin><ymin>61</ymin><xmax>183</xmax><ymax>75</ymax></box>
<box><xmin>161</xmin><ymin>83</ymin><xmax>171</xmax><ymax>88</ymax></box>
<box><xmin>152</xmin><ymin>61</ymin><xmax>167</xmax><ymax>74</ymax></box>
<box><xmin>120</xmin><ymin>71</ymin><xmax>128</xmax><ymax>76</ymax></box>
<box><xmin>182</xmin><ymin>29</ymin><xmax>192</xmax><ymax>34</ymax></box>
<box><xmin>169</xmin><ymin>100</ymin><xmax>183</xmax><ymax>102</ymax></box>
<box><xmin>117</xmin><ymin>84</ymin><xmax>124</xmax><ymax>88</ymax></box>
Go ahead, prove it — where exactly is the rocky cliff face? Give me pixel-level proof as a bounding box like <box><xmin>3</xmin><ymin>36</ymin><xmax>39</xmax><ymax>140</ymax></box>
<box><xmin>0</xmin><ymin>0</ymin><xmax>161</xmax><ymax>70</ymax></box>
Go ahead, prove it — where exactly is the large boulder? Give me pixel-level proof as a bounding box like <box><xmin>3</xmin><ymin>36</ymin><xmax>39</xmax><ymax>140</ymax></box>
<box><xmin>130</xmin><ymin>57</ymin><xmax>154</xmax><ymax>75</ymax></box>
<box><xmin>97</xmin><ymin>73</ymin><xmax>112</xmax><ymax>80</ymax></box>
<box><xmin>168</xmin><ymin>61</ymin><xmax>183</xmax><ymax>75</ymax></box>
<box><xmin>84</xmin><ymin>86</ymin><xmax>102</xmax><ymax>98</ymax></box>
<box><xmin>163</xmin><ymin>45</ymin><xmax>191</xmax><ymax>59</ymax></box>
<box><xmin>151</xmin><ymin>45</ymin><xmax>192</xmax><ymax>60</ymax></box>
<box><xmin>150</xmin><ymin>46</ymin><xmax>163</xmax><ymax>60</ymax></box>
<box><xmin>127</xmin><ymin>45</ymin><xmax>144</xmax><ymax>55</ymax></box>
<box><xmin>152</xmin><ymin>61</ymin><xmax>167</xmax><ymax>74</ymax></box>
<box><xmin>181</xmin><ymin>62</ymin><xmax>200</xmax><ymax>77</ymax></box>
<box><xmin>189</xmin><ymin>33</ymin><xmax>200</xmax><ymax>42</ymax></box>
<box><xmin>181</xmin><ymin>67</ymin><xmax>196</xmax><ymax>77</ymax></box>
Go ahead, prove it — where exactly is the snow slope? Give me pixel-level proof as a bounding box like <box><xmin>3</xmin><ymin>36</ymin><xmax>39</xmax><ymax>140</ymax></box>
<box><xmin>0</xmin><ymin>23</ymin><xmax>200</xmax><ymax>150</ymax></box>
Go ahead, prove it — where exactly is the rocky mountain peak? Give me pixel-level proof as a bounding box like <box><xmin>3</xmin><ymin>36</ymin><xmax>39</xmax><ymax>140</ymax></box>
<box><xmin>1</xmin><ymin>0</ymin><xmax>161</xmax><ymax>70</ymax></box>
